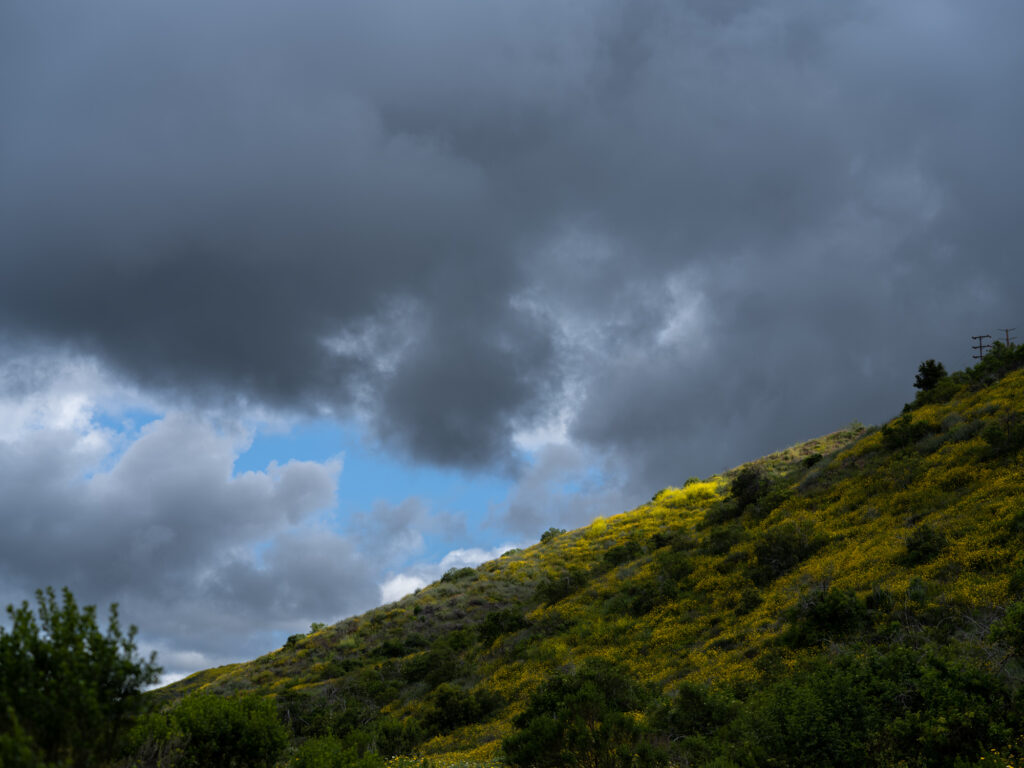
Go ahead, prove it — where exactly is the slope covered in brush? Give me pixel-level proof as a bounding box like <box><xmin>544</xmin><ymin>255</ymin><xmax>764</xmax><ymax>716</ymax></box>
<box><xmin>142</xmin><ymin>347</ymin><xmax>1024</xmax><ymax>767</ymax></box>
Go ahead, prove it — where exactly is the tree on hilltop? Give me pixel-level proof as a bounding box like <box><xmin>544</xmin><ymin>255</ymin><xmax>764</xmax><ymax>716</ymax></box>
<box><xmin>914</xmin><ymin>359</ymin><xmax>947</xmax><ymax>391</ymax></box>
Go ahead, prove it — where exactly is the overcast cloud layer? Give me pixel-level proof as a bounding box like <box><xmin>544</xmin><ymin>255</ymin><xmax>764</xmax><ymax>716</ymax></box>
<box><xmin>2</xmin><ymin>0</ymin><xmax>1023</xmax><ymax>677</ymax></box>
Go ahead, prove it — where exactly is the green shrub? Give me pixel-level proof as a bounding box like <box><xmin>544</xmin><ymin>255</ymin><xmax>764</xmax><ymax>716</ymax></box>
<box><xmin>802</xmin><ymin>453</ymin><xmax>823</xmax><ymax>468</ymax></box>
<box><xmin>0</xmin><ymin>708</ymin><xmax>50</xmax><ymax>768</ymax></box>
<box><xmin>654</xmin><ymin>549</ymin><xmax>695</xmax><ymax>583</ymax></box>
<box><xmin>881</xmin><ymin>414</ymin><xmax>939</xmax><ymax>452</ymax></box>
<box><xmin>540</xmin><ymin>527</ymin><xmax>566</xmax><ymax>544</ymax></box>
<box><xmin>662</xmin><ymin>682</ymin><xmax>734</xmax><ymax>737</ymax></box>
<box><xmin>422</xmin><ymin>684</ymin><xmax>501</xmax><ymax>735</ymax></box>
<box><xmin>981</xmin><ymin>414</ymin><xmax>1024</xmax><ymax>458</ymax></box>
<box><xmin>402</xmin><ymin>647</ymin><xmax>461</xmax><ymax>687</ymax></box>
<box><xmin>1009</xmin><ymin>563</ymin><xmax>1024</xmax><ymax>597</ymax></box>
<box><xmin>536</xmin><ymin>570</ymin><xmax>589</xmax><ymax>604</ymax></box>
<box><xmin>478</xmin><ymin>609</ymin><xmax>528</xmax><ymax>646</ymax></box>
<box><xmin>375</xmin><ymin>639</ymin><xmax>406</xmax><ymax>658</ymax></box>
<box><xmin>749</xmin><ymin>522</ymin><xmax>827</xmax><ymax>585</ymax></box>
<box><xmin>734</xmin><ymin>587</ymin><xmax>763</xmax><ymax>616</ymax></box>
<box><xmin>601</xmin><ymin>540</ymin><xmax>642</xmax><ymax>569</ymax></box>
<box><xmin>701</xmin><ymin>524</ymin><xmax>747</xmax><ymax>556</ymax></box>
<box><xmin>603</xmin><ymin>579</ymin><xmax>673</xmax><ymax>618</ymax></box>
<box><xmin>293</xmin><ymin>735</ymin><xmax>385</xmax><ymax>768</ymax></box>
<box><xmin>702</xmin><ymin>499</ymin><xmax>743</xmax><ymax>526</ymax></box>
<box><xmin>728</xmin><ymin>646</ymin><xmax>1018</xmax><ymax>768</ymax></box>
<box><xmin>864</xmin><ymin>584</ymin><xmax>896</xmax><ymax>614</ymax></box>
<box><xmin>989</xmin><ymin>600</ymin><xmax>1024</xmax><ymax>659</ymax></box>
<box><xmin>731</xmin><ymin>467</ymin><xmax>768</xmax><ymax>511</ymax></box>
<box><xmin>782</xmin><ymin>586</ymin><xmax>867</xmax><ymax>647</ymax></box>
<box><xmin>502</xmin><ymin>660</ymin><xmax>665</xmax><ymax>768</ymax></box>
<box><xmin>440</xmin><ymin>567</ymin><xmax>476</xmax><ymax>583</ymax></box>
<box><xmin>171</xmin><ymin>695</ymin><xmax>288</xmax><ymax>768</ymax></box>
<box><xmin>896</xmin><ymin>524</ymin><xmax>947</xmax><ymax>566</ymax></box>
<box><xmin>368</xmin><ymin>715</ymin><xmax>423</xmax><ymax>757</ymax></box>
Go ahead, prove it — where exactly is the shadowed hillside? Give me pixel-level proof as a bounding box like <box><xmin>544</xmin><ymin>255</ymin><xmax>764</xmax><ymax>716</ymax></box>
<box><xmin>141</xmin><ymin>345</ymin><xmax>1024</xmax><ymax>767</ymax></box>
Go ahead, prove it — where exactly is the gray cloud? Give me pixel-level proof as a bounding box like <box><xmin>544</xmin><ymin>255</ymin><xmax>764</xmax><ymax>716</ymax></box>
<box><xmin>1</xmin><ymin>1</ymin><xmax>1023</xmax><ymax>522</ymax></box>
<box><xmin>0</xmin><ymin>392</ymin><xmax>380</xmax><ymax>677</ymax></box>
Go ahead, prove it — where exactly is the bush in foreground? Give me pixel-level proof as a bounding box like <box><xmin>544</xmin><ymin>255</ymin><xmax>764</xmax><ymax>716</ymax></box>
<box><xmin>0</xmin><ymin>586</ymin><xmax>160</xmax><ymax>767</ymax></box>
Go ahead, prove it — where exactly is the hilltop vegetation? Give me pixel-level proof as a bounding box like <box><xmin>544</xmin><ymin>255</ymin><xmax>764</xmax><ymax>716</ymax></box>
<box><xmin>145</xmin><ymin>344</ymin><xmax>1024</xmax><ymax>767</ymax></box>
<box><xmin>6</xmin><ymin>344</ymin><xmax>1024</xmax><ymax>767</ymax></box>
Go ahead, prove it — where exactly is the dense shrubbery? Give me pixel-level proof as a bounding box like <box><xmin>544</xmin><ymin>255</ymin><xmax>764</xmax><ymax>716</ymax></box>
<box><xmin>896</xmin><ymin>523</ymin><xmax>947</xmax><ymax>566</ymax></box>
<box><xmin>782</xmin><ymin>585</ymin><xmax>867</xmax><ymax>647</ymax></box>
<box><xmin>748</xmin><ymin>522</ymin><xmax>827</xmax><ymax>585</ymax></box>
<box><xmin>125</xmin><ymin>695</ymin><xmax>288</xmax><ymax>768</ymax></box>
<box><xmin>536</xmin><ymin>569</ymin><xmax>589</xmax><ymax>604</ymax></box>
<box><xmin>292</xmin><ymin>736</ymin><xmax>384</xmax><ymax>768</ymax></box>
<box><xmin>601</xmin><ymin>539</ymin><xmax>643</xmax><ymax>569</ymax></box>
<box><xmin>726</xmin><ymin>645</ymin><xmax>1019</xmax><ymax>768</ymax></box>
<box><xmin>989</xmin><ymin>599</ymin><xmax>1024</xmax><ymax>658</ymax></box>
<box><xmin>421</xmin><ymin>684</ymin><xmax>501</xmax><ymax>735</ymax></box>
<box><xmin>881</xmin><ymin>414</ymin><xmax>939</xmax><ymax>451</ymax></box>
<box><xmin>477</xmin><ymin>608</ymin><xmax>528</xmax><ymax>646</ymax></box>
<box><xmin>502</xmin><ymin>660</ymin><xmax>663</xmax><ymax>768</ymax></box>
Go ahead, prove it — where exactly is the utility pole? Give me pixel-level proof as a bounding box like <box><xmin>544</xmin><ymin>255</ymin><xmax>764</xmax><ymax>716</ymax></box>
<box><xmin>997</xmin><ymin>328</ymin><xmax>1017</xmax><ymax>347</ymax></box>
<box><xmin>972</xmin><ymin>334</ymin><xmax>992</xmax><ymax>359</ymax></box>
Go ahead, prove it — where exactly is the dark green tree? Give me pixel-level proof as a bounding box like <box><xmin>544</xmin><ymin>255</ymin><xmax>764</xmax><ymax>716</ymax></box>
<box><xmin>0</xmin><ymin>586</ymin><xmax>161</xmax><ymax>767</ymax></box>
<box><xmin>914</xmin><ymin>359</ymin><xmax>947</xmax><ymax>391</ymax></box>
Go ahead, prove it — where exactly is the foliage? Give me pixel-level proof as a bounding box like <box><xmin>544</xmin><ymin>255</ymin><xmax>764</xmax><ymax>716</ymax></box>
<box><xmin>981</xmin><ymin>413</ymin><xmax>1024</xmax><ymax>458</ymax></box>
<box><xmin>731</xmin><ymin>466</ymin><xmax>769</xmax><ymax>511</ymax></box>
<box><xmin>748</xmin><ymin>522</ymin><xmax>827</xmax><ymax>585</ymax></box>
<box><xmin>650</xmin><ymin>682</ymin><xmax>736</xmax><ymax>765</ymax></box>
<box><xmin>477</xmin><ymin>608</ymin><xmax>528</xmax><ymax>646</ymax></box>
<box><xmin>535</xmin><ymin>570</ymin><xmax>589</xmax><ymax>604</ymax></box>
<box><xmin>915</xmin><ymin>360</ymin><xmax>948</xmax><ymax>391</ymax></box>
<box><xmin>502</xmin><ymin>660</ymin><xmax>663</xmax><ymax>768</ymax></box>
<box><xmin>0</xmin><ymin>586</ymin><xmax>160</xmax><ymax>767</ymax></box>
<box><xmin>421</xmin><ymin>684</ymin><xmax>501</xmax><ymax>736</ymax></box>
<box><xmin>167</xmin><ymin>694</ymin><xmax>288</xmax><ymax>768</ymax></box>
<box><xmin>989</xmin><ymin>600</ymin><xmax>1024</xmax><ymax>658</ymax></box>
<box><xmin>0</xmin><ymin>707</ymin><xmax>51</xmax><ymax>768</ymax></box>
<box><xmin>782</xmin><ymin>585</ymin><xmax>867</xmax><ymax>647</ymax></box>
<box><xmin>440</xmin><ymin>568</ymin><xmax>477</xmax><ymax>584</ymax></box>
<box><xmin>293</xmin><ymin>736</ymin><xmax>384</xmax><ymax>768</ymax></box>
<box><xmin>601</xmin><ymin>540</ymin><xmax>642</xmax><ymax>569</ymax></box>
<box><xmin>896</xmin><ymin>524</ymin><xmax>947</xmax><ymax>566</ymax></box>
<box><xmin>880</xmin><ymin>414</ymin><xmax>938</xmax><ymax>451</ymax></box>
<box><xmin>540</xmin><ymin>528</ymin><xmax>566</xmax><ymax>544</ymax></box>
<box><xmin>728</xmin><ymin>645</ymin><xmax>1019</xmax><ymax>768</ymax></box>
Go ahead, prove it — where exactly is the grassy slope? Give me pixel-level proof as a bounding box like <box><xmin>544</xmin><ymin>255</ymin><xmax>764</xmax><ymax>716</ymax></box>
<box><xmin>163</xmin><ymin>362</ymin><xmax>1024</xmax><ymax>763</ymax></box>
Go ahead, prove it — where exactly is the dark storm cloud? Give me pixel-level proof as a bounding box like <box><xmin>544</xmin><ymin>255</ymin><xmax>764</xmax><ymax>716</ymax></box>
<box><xmin>3</xmin><ymin>0</ymin><xmax>1024</xmax><ymax>491</ymax></box>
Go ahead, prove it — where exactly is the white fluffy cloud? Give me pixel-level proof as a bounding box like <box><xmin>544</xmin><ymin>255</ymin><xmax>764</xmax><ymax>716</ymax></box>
<box><xmin>378</xmin><ymin>543</ymin><xmax>526</xmax><ymax>604</ymax></box>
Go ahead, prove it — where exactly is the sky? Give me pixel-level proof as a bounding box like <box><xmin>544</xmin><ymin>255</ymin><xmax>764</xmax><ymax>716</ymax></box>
<box><xmin>1</xmin><ymin>0</ymin><xmax>1022</xmax><ymax>683</ymax></box>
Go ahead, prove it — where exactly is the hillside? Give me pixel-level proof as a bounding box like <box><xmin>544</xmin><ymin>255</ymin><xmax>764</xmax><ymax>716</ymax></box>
<box><xmin>147</xmin><ymin>347</ymin><xmax>1024</xmax><ymax>767</ymax></box>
